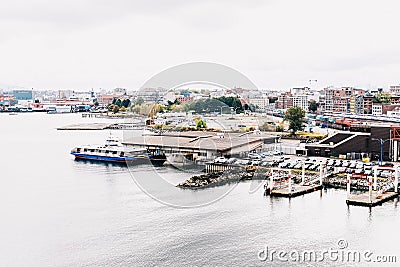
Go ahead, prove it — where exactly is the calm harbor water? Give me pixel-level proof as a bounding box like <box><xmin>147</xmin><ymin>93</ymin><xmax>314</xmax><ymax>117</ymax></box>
<box><xmin>1</xmin><ymin>113</ymin><xmax>399</xmax><ymax>266</ymax></box>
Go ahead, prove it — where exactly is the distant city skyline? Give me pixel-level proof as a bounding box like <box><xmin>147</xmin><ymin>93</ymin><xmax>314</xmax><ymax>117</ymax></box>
<box><xmin>1</xmin><ymin>0</ymin><xmax>400</xmax><ymax>91</ymax></box>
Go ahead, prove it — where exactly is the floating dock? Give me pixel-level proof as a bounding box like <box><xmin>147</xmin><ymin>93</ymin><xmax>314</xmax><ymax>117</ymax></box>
<box><xmin>57</xmin><ymin>123</ymin><xmax>111</xmax><ymax>130</ymax></box>
<box><xmin>270</xmin><ymin>184</ymin><xmax>323</xmax><ymax>198</ymax></box>
<box><xmin>346</xmin><ymin>192</ymin><xmax>398</xmax><ymax>207</ymax></box>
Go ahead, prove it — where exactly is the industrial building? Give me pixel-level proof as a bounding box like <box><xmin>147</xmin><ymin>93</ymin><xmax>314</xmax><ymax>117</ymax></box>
<box><xmin>305</xmin><ymin>125</ymin><xmax>400</xmax><ymax>162</ymax></box>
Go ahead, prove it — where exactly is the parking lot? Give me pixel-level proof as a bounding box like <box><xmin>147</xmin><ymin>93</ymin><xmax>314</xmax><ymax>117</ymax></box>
<box><xmin>213</xmin><ymin>152</ymin><xmax>399</xmax><ymax>178</ymax></box>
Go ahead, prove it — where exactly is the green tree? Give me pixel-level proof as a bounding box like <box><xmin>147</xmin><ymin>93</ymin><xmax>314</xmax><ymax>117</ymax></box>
<box><xmin>94</xmin><ymin>101</ymin><xmax>99</xmax><ymax>107</ymax></box>
<box><xmin>196</xmin><ymin>119</ymin><xmax>207</xmax><ymax>129</ymax></box>
<box><xmin>112</xmin><ymin>105</ymin><xmax>120</xmax><ymax>113</ymax></box>
<box><xmin>216</xmin><ymin>96</ymin><xmax>243</xmax><ymax>113</ymax></box>
<box><xmin>121</xmin><ymin>99</ymin><xmax>131</xmax><ymax>108</ymax></box>
<box><xmin>284</xmin><ymin>106</ymin><xmax>305</xmax><ymax>135</ymax></box>
<box><xmin>309</xmin><ymin>100</ymin><xmax>318</xmax><ymax>112</ymax></box>
<box><xmin>115</xmin><ymin>99</ymin><xmax>122</xmax><ymax>107</ymax></box>
<box><xmin>135</xmin><ymin>97</ymin><xmax>144</xmax><ymax>106</ymax></box>
<box><xmin>375</xmin><ymin>93</ymin><xmax>391</xmax><ymax>103</ymax></box>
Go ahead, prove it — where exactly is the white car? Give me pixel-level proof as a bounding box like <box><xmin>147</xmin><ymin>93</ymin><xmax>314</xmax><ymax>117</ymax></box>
<box><xmin>214</xmin><ymin>157</ymin><xmax>227</xmax><ymax>163</ymax></box>
<box><xmin>248</xmin><ymin>153</ymin><xmax>261</xmax><ymax>160</ymax></box>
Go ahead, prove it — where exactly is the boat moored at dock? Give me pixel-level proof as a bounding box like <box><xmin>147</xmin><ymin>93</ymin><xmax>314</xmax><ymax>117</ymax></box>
<box><xmin>70</xmin><ymin>135</ymin><xmax>166</xmax><ymax>165</ymax></box>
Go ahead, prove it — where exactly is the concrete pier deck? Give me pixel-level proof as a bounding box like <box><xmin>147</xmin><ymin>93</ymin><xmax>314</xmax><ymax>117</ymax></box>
<box><xmin>57</xmin><ymin>123</ymin><xmax>111</xmax><ymax>130</ymax></box>
<box><xmin>270</xmin><ymin>184</ymin><xmax>323</xmax><ymax>198</ymax></box>
<box><xmin>346</xmin><ymin>192</ymin><xmax>398</xmax><ymax>207</ymax></box>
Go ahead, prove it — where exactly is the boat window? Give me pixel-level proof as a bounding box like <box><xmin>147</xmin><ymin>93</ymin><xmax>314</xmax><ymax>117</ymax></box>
<box><xmin>113</xmin><ymin>151</ymin><xmax>117</xmax><ymax>154</ymax></box>
<box><xmin>105</xmin><ymin>150</ymin><xmax>109</xmax><ymax>153</ymax></box>
<box><xmin>77</xmin><ymin>148</ymin><xmax>81</xmax><ymax>152</ymax></box>
<box><xmin>120</xmin><ymin>152</ymin><xmax>124</xmax><ymax>157</ymax></box>
<box><xmin>84</xmin><ymin>149</ymin><xmax>87</xmax><ymax>152</ymax></box>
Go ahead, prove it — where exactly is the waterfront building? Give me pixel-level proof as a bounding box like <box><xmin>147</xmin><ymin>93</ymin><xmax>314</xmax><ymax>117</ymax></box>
<box><xmin>305</xmin><ymin>125</ymin><xmax>393</xmax><ymax>161</ymax></box>
<box><xmin>13</xmin><ymin>90</ymin><xmax>33</xmax><ymax>101</ymax></box>
<box><xmin>123</xmin><ymin>131</ymin><xmax>276</xmax><ymax>159</ymax></box>
<box><xmin>0</xmin><ymin>94</ymin><xmax>15</xmax><ymax>106</ymax></box>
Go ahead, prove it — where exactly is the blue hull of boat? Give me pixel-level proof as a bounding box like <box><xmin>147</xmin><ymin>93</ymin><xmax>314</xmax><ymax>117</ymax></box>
<box><xmin>71</xmin><ymin>152</ymin><xmax>147</xmax><ymax>163</ymax></box>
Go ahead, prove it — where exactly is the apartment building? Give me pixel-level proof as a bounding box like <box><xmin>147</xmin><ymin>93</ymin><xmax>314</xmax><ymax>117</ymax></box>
<box><xmin>276</xmin><ymin>92</ymin><xmax>293</xmax><ymax>110</ymax></box>
<box><xmin>390</xmin><ymin>85</ymin><xmax>400</xmax><ymax>95</ymax></box>
<box><xmin>292</xmin><ymin>94</ymin><xmax>309</xmax><ymax>111</ymax></box>
<box><xmin>372</xmin><ymin>104</ymin><xmax>383</xmax><ymax>115</ymax></box>
<box><xmin>324</xmin><ymin>87</ymin><xmax>365</xmax><ymax>113</ymax></box>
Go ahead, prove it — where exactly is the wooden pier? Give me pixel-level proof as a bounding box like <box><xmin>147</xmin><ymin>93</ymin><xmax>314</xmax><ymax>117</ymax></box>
<box><xmin>346</xmin><ymin>191</ymin><xmax>398</xmax><ymax>207</ymax></box>
<box><xmin>270</xmin><ymin>184</ymin><xmax>323</xmax><ymax>198</ymax></box>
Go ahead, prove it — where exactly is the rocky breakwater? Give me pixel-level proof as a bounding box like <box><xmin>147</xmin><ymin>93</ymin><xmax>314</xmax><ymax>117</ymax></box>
<box><xmin>177</xmin><ymin>168</ymin><xmax>252</xmax><ymax>189</ymax></box>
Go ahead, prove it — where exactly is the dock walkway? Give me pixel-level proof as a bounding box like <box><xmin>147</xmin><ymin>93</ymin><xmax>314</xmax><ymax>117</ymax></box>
<box><xmin>346</xmin><ymin>192</ymin><xmax>398</xmax><ymax>207</ymax></box>
<box><xmin>270</xmin><ymin>184</ymin><xmax>323</xmax><ymax>198</ymax></box>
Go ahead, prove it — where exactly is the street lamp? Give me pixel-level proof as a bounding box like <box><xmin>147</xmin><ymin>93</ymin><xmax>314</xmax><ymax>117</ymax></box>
<box><xmin>230</xmin><ymin>107</ymin><xmax>239</xmax><ymax>118</ymax></box>
<box><xmin>371</xmin><ymin>138</ymin><xmax>390</xmax><ymax>165</ymax></box>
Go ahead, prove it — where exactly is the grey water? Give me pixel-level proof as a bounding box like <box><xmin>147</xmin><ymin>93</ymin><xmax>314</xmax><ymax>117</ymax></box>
<box><xmin>1</xmin><ymin>113</ymin><xmax>399</xmax><ymax>266</ymax></box>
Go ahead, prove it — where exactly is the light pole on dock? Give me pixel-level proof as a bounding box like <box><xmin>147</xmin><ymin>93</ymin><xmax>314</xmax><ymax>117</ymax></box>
<box><xmin>372</xmin><ymin>138</ymin><xmax>390</xmax><ymax>165</ymax></box>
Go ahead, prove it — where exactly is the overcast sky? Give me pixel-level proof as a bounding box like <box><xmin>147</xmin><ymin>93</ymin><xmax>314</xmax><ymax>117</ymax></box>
<box><xmin>0</xmin><ymin>0</ymin><xmax>399</xmax><ymax>91</ymax></box>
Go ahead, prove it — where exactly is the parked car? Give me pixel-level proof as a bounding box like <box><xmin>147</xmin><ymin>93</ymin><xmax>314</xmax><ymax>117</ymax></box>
<box><xmin>257</xmin><ymin>153</ymin><xmax>266</xmax><ymax>158</ymax></box>
<box><xmin>279</xmin><ymin>162</ymin><xmax>289</xmax><ymax>168</ymax></box>
<box><xmin>262</xmin><ymin>162</ymin><xmax>271</xmax><ymax>167</ymax></box>
<box><xmin>293</xmin><ymin>163</ymin><xmax>302</xmax><ymax>169</ymax></box>
<box><xmin>342</xmin><ymin>161</ymin><xmax>350</xmax><ymax>167</ymax></box>
<box><xmin>248</xmin><ymin>153</ymin><xmax>261</xmax><ymax>160</ymax></box>
<box><xmin>227</xmin><ymin>158</ymin><xmax>237</xmax><ymax>164</ymax></box>
<box><xmin>382</xmin><ymin>162</ymin><xmax>394</xmax><ymax>167</ymax></box>
<box><xmin>214</xmin><ymin>157</ymin><xmax>227</xmax><ymax>163</ymax></box>
<box><xmin>354</xmin><ymin>168</ymin><xmax>363</xmax><ymax>174</ymax></box>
